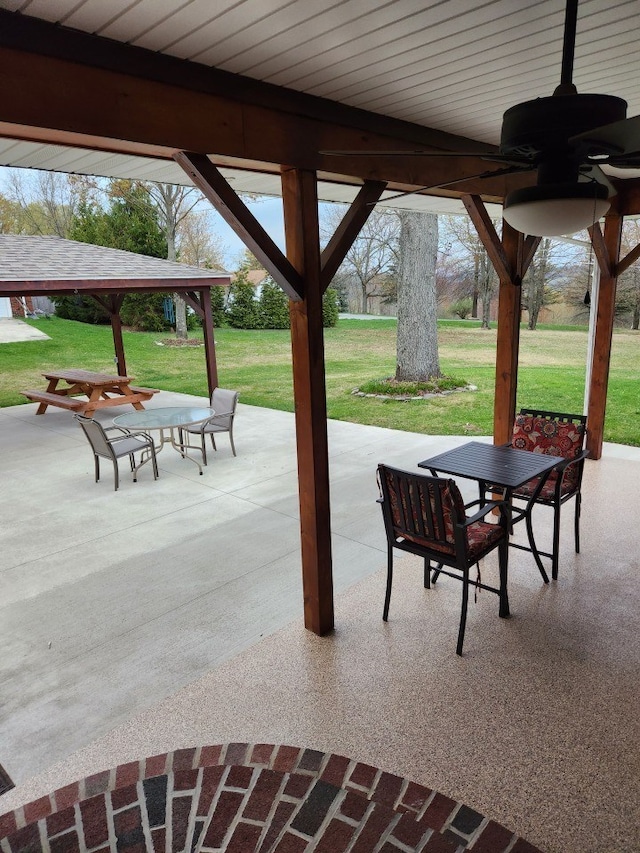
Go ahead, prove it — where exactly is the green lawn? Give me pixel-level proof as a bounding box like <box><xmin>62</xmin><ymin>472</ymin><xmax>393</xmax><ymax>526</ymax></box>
<box><xmin>2</xmin><ymin>316</ymin><xmax>638</xmax><ymax>445</ymax></box>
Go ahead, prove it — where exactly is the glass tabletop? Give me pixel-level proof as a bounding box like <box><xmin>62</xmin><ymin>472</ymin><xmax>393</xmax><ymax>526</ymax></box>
<box><xmin>113</xmin><ymin>406</ymin><xmax>215</xmax><ymax>429</ymax></box>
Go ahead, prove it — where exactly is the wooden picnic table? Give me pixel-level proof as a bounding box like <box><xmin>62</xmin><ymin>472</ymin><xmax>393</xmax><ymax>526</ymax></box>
<box><xmin>22</xmin><ymin>368</ymin><xmax>159</xmax><ymax>416</ymax></box>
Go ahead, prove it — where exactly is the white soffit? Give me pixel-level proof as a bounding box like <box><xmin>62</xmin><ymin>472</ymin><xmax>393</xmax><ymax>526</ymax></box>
<box><xmin>0</xmin><ymin>137</ymin><xmax>501</xmax><ymax>217</ymax></box>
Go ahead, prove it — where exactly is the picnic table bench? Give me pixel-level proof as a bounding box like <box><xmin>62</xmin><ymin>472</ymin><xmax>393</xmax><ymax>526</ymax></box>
<box><xmin>22</xmin><ymin>369</ymin><xmax>159</xmax><ymax>416</ymax></box>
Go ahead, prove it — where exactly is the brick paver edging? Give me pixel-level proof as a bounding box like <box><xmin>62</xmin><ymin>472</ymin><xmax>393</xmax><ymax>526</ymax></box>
<box><xmin>0</xmin><ymin>743</ymin><xmax>544</xmax><ymax>853</ymax></box>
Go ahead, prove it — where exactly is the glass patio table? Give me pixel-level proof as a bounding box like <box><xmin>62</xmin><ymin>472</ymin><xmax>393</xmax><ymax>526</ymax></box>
<box><xmin>418</xmin><ymin>440</ymin><xmax>565</xmax><ymax>582</ymax></box>
<box><xmin>113</xmin><ymin>406</ymin><xmax>215</xmax><ymax>475</ymax></box>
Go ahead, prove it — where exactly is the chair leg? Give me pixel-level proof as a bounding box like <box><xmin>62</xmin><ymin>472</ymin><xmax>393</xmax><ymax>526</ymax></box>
<box><xmin>552</xmin><ymin>502</ymin><xmax>561</xmax><ymax>580</ymax></box>
<box><xmin>229</xmin><ymin>429</ymin><xmax>236</xmax><ymax>456</ymax></box>
<box><xmin>431</xmin><ymin>563</ymin><xmax>443</xmax><ymax>584</ymax></box>
<box><xmin>574</xmin><ymin>492</ymin><xmax>581</xmax><ymax>554</ymax></box>
<box><xmin>112</xmin><ymin>460</ymin><xmax>119</xmax><ymax>491</ymax></box>
<box><xmin>423</xmin><ymin>559</ymin><xmax>430</xmax><ymax>589</ymax></box>
<box><xmin>498</xmin><ymin>538</ymin><xmax>510</xmax><ymax>618</ymax></box>
<box><xmin>457</xmin><ymin>571</ymin><xmax>469</xmax><ymax>656</ymax></box>
<box><xmin>150</xmin><ymin>445</ymin><xmax>159</xmax><ymax>480</ymax></box>
<box><xmin>201</xmin><ymin>434</ymin><xmax>208</xmax><ymax>465</ymax></box>
<box><xmin>94</xmin><ymin>454</ymin><xmax>100</xmax><ymax>483</ymax></box>
<box><xmin>383</xmin><ymin>545</ymin><xmax>393</xmax><ymax>621</ymax></box>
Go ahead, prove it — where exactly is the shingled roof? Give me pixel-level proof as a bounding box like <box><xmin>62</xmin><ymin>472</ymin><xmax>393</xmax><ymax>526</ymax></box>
<box><xmin>0</xmin><ymin>235</ymin><xmax>230</xmax><ymax>293</ymax></box>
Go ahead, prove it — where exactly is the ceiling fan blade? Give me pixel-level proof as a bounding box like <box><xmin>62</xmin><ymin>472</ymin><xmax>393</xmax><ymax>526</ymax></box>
<box><xmin>579</xmin><ymin>164</ymin><xmax>616</xmax><ymax>197</ymax></box>
<box><xmin>375</xmin><ymin>164</ymin><xmax>535</xmax><ymax>205</ymax></box>
<box><xmin>570</xmin><ymin>114</ymin><xmax>640</xmax><ymax>157</ymax></box>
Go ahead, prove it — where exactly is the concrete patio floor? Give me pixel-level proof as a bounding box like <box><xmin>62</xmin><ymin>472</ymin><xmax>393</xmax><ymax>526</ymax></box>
<box><xmin>1</xmin><ymin>393</ymin><xmax>639</xmax><ymax>852</ymax></box>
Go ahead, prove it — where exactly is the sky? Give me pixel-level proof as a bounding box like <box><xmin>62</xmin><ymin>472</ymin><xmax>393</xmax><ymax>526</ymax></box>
<box><xmin>205</xmin><ymin>196</ymin><xmax>286</xmax><ymax>270</ymax></box>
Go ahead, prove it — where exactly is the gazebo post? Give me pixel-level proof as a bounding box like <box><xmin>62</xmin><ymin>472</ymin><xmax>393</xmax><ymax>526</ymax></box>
<box><xmin>109</xmin><ymin>295</ymin><xmax>127</xmax><ymax>377</ymax></box>
<box><xmin>200</xmin><ymin>287</ymin><xmax>218</xmax><ymax>396</ymax></box>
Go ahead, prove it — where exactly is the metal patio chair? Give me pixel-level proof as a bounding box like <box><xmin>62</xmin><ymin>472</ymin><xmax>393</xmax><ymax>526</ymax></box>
<box><xmin>180</xmin><ymin>387</ymin><xmax>239</xmax><ymax>464</ymax></box>
<box><xmin>377</xmin><ymin>463</ymin><xmax>510</xmax><ymax>656</ymax></box>
<box><xmin>75</xmin><ymin>414</ymin><xmax>158</xmax><ymax>491</ymax></box>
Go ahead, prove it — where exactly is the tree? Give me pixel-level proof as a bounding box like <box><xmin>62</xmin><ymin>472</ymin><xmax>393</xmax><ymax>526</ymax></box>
<box><xmin>211</xmin><ymin>286</ymin><xmax>227</xmax><ymax>327</ymax></box>
<box><xmin>616</xmin><ymin>220</ymin><xmax>640</xmax><ymax>329</ymax></box>
<box><xmin>3</xmin><ymin>169</ymin><xmax>90</xmax><ymax>236</ymax></box>
<box><xmin>321</xmin><ymin>206</ymin><xmax>399</xmax><ymax>313</ymax></box>
<box><xmin>521</xmin><ymin>238</ymin><xmax>565</xmax><ymax>329</ymax></box>
<box><xmin>177</xmin><ymin>209</ymin><xmax>227</xmax><ymax>270</ymax></box>
<box><xmin>259</xmin><ymin>278</ymin><xmax>290</xmax><ymax>329</ymax></box>
<box><xmin>110</xmin><ymin>180</ymin><xmax>201</xmax><ymax>338</ymax></box>
<box><xmin>395</xmin><ymin>211</ymin><xmax>441</xmax><ymax>381</ymax></box>
<box><xmin>441</xmin><ymin>215</ymin><xmax>498</xmax><ymax>328</ymax></box>
<box><xmin>322</xmin><ymin>287</ymin><xmax>340</xmax><ymax>327</ymax></box>
<box><xmin>227</xmin><ymin>269</ymin><xmax>261</xmax><ymax>329</ymax></box>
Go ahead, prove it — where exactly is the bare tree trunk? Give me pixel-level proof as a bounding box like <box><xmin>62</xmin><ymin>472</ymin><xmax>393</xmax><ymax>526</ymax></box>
<box><xmin>395</xmin><ymin>211</ymin><xmax>441</xmax><ymax>380</ymax></box>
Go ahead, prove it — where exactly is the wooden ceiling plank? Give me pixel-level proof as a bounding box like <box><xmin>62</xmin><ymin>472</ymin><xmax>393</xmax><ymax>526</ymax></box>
<box><xmin>320</xmin><ymin>180</ymin><xmax>387</xmax><ymax>292</ymax></box>
<box><xmin>175</xmin><ymin>151</ymin><xmax>304</xmax><ymax>301</ymax></box>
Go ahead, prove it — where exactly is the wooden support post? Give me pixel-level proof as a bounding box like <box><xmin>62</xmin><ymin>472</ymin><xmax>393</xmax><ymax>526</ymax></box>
<box><xmin>94</xmin><ymin>294</ymin><xmax>126</xmax><ymax>376</ymax></box>
<box><xmin>200</xmin><ymin>287</ymin><xmax>218</xmax><ymax>397</ymax></box>
<box><xmin>493</xmin><ymin>222</ymin><xmax>524</xmax><ymax>445</ymax></box>
<box><xmin>282</xmin><ymin>166</ymin><xmax>334</xmax><ymax>636</ymax></box>
<box><xmin>586</xmin><ymin>214</ymin><xmax>623</xmax><ymax>459</ymax></box>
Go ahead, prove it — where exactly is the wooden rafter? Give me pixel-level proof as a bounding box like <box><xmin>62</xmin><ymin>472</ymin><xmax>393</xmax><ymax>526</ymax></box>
<box><xmin>461</xmin><ymin>195</ymin><xmax>512</xmax><ymax>283</ymax></box>
<box><xmin>175</xmin><ymin>152</ymin><xmax>304</xmax><ymax>301</ymax></box>
<box><xmin>588</xmin><ymin>223</ymin><xmax>614</xmax><ymax>279</ymax></box>
<box><xmin>616</xmin><ymin>241</ymin><xmax>640</xmax><ymax>277</ymax></box>
<box><xmin>320</xmin><ymin>181</ymin><xmax>387</xmax><ymax>292</ymax></box>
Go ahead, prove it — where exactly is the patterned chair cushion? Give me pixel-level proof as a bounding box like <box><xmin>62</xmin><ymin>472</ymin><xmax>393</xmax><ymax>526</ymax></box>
<box><xmin>512</xmin><ymin>414</ymin><xmax>584</xmax><ymax>460</ymax></box>
<box><xmin>511</xmin><ymin>414</ymin><xmax>584</xmax><ymax>495</ymax></box>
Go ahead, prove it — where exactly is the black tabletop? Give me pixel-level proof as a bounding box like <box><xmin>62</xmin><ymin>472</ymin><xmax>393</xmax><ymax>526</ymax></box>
<box><xmin>418</xmin><ymin>440</ymin><xmax>565</xmax><ymax>490</ymax></box>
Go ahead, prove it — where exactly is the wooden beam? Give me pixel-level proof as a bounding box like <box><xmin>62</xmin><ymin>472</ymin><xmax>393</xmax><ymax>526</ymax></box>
<box><xmin>320</xmin><ymin>181</ymin><xmax>387</xmax><ymax>292</ymax></box>
<box><xmin>282</xmin><ymin>167</ymin><xmax>334</xmax><ymax>636</ymax></box>
<box><xmin>0</xmin><ymin>278</ymin><xmax>228</xmax><ymax>297</ymax></box>
<box><xmin>587</xmin><ymin>214</ymin><xmax>623</xmax><ymax>459</ymax></box>
<box><xmin>461</xmin><ymin>195</ymin><xmax>512</xmax><ymax>283</ymax></box>
<box><xmin>616</xmin><ymin>240</ymin><xmax>640</xmax><ymax>277</ymax></box>
<box><xmin>108</xmin><ymin>294</ymin><xmax>126</xmax><ymax>377</ymax></box>
<box><xmin>492</xmin><ymin>222</ymin><xmax>524</xmax><ymax>444</ymax></box>
<box><xmin>199</xmin><ymin>288</ymin><xmax>218</xmax><ymax>397</ymax></box>
<box><xmin>521</xmin><ymin>235</ymin><xmax>542</xmax><ymax>278</ymax></box>
<box><xmin>588</xmin><ymin>222</ymin><xmax>613</xmax><ymax>279</ymax></box>
<box><xmin>175</xmin><ymin>152</ymin><xmax>304</xmax><ymax>301</ymax></box>
<box><xmin>182</xmin><ymin>291</ymin><xmax>203</xmax><ymax>317</ymax></box>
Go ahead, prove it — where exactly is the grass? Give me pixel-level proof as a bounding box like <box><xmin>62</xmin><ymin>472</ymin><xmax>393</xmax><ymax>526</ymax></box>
<box><xmin>1</xmin><ymin>316</ymin><xmax>638</xmax><ymax>445</ymax></box>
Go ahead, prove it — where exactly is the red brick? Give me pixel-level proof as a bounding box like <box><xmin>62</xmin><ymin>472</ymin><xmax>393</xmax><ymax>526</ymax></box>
<box><xmin>115</xmin><ymin>762</ymin><xmax>140</xmax><ymax>788</ymax></box>
<box><xmin>7</xmin><ymin>823</ymin><xmax>41</xmax><ymax>853</ymax></box>
<box><xmin>54</xmin><ymin>782</ymin><xmax>80</xmax><ymax>812</ymax></box>
<box><xmin>339</xmin><ymin>791</ymin><xmax>369</xmax><ymax>823</ymax></box>
<box><xmin>283</xmin><ymin>773</ymin><xmax>313</xmax><ymax>800</ymax></box>
<box><xmin>197</xmin><ymin>765</ymin><xmax>225</xmax><ymax>816</ymax></box>
<box><xmin>224</xmin><ymin>743</ymin><xmax>249</xmax><ymax>765</ymax></box>
<box><xmin>272</xmin><ymin>746</ymin><xmax>301</xmax><ymax>773</ymax></box>
<box><xmin>319</xmin><ymin>754</ymin><xmax>350</xmax><ymax>788</ymax></box>
<box><xmin>371</xmin><ymin>772</ymin><xmax>403</xmax><ymax>808</ymax></box>
<box><xmin>145</xmin><ymin>755</ymin><xmax>168</xmax><ymax>778</ymax></box>
<box><xmin>257</xmin><ymin>801</ymin><xmax>295</xmax><ymax>853</ymax></box>
<box><xmin>422</xmin><ymin>833</ymin><xmax>459</xmax><ymax>852</ymax></box>
<box><xmin>392</xmin><ymin>812</ymin><xmax>432</xmax><ymax>848</ymax></box>
<box><xmin>171</xmin><ymin>796</ymin><xmax>192</xmax><ymax>853</ymax></box>
<box><xmin>348</xmin><ymin>762</ymin><xmax>378</xmax><ymax>790</ymax></box>
<box><xmin>202</xmin><ymin>791</ymin><xmax>244</xmax><ymax>848</ymax></box>
<box><xmin>0</xmin><ymin>810</ymin><xmax>18</xmax><ymax>839</ymax></box>
<box><xmin>79</xmin><ymin>795</ymin><xmax>109</xmax><ymax>848</ymax></box>
<box><xmin>225</xmin><ymin>821</ymin><xmax>262</xmax><ymax>853</ymax></box>
<box><xmin>151</xmin><ymin>827</ymin><xmax>166</xmax><ymax>853</ymax></box>
<box><xmin>250</xmin><ymin>744</ymin><xmax>276</xmax><ymax>766</ymax></box>
<box><xmin>350</xmin><ymin>804</ymin><xmax>397</xmax><ymax>853</ymax></box>
<box><xmin>421</xmin><ymin>792</ymin><xmax>457</xmax><ymax>833</ymax></box>
<box><xmin>314</xmin><ymin>817</ymin><xmax>355</xmax><ymax>853</ymax></box>
<box><xmin>272</xmin><ymin>832</ymin><xmax>308</xmax><ymax>853</ymax></box>
<box><xmin>471</xmin><ymin>819</ymin><xmax>514</xmax><ymax>853</ymax></box>
<box><xmin>401</xmin><ymin>782</ymin><xmax>432</xmax><ymax>813</ymax></box>
<box><xmin>46</xmin><ymin>807</ymin><xmax>75</xmax><ymax>836</ymax></box>
<box><xmin>173</xmin><ymin>769</ymin><xmax>199</xmax><ymax>791</ymax></box>
<box><xmin>198</xmin><ymin>745</ymin><xmax>223</xmax><ymax>768</ymax></box>
<box><xmin>111</xmin><ymin>784</ymin><xmax>139</xmax><ymax>811</ymax></box>
<box><xmin>113</xmin><ymin>806</ymin><xmax>142</xmax><ymax>836</ymax></box>
<box><xmin>85</xmin><ymin>770</ymin><xmax>111</xmax><ymax>798</ymax></box>
<box><xmin>23</xmin><ymin>796</ymin><xmax>52</xmax><ymax>824</ymax></box>
<box><xmin>226</xmin><ymin>765</ymin><xmax>254</xmax><ymax>790</ymax></box>
<box><xmin>49</xmin><ymin>830</ymin><xmax>79</xmax><ymax>853</ymax></box>
<box><xmin>172</xmin><ymin>748</ymin><xmax>197</xmax><ymax>772</ymax></box>
<box><xmin>243</xmin><ymin>769</ymin><xmax>283</xmax><ymax>821</ymax></box>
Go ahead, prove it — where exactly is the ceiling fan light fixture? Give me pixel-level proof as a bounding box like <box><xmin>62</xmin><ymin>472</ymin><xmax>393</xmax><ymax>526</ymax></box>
<box><xmin>502</xmin><ymin>182</ymin><xmax>610</xmax><ymax>236</ymax></box>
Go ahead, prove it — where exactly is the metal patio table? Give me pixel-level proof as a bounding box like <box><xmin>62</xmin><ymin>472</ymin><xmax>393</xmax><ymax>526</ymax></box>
<box><xmin>113</xmin><ymin>406</ymin><xmax>215</xmax><ymax>475</ymax></box>
<box><xmin>418</xmin><ymin>440</ymin><xmax>565</xmax><ymax>582</ymax></box>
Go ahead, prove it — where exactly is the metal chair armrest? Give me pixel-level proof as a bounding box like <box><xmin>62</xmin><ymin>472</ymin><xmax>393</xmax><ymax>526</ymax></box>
<box><xmin>462</xmin><ymin>498</ymin><xmax>507</xmax><ymax>526</ymax></box>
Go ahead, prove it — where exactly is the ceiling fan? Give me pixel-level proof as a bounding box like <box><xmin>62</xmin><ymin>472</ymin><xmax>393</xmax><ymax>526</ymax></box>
<box><xmin>323</xmin><ymin>0</ymin><xmax>640</xmax><ymax>236</ymax></box>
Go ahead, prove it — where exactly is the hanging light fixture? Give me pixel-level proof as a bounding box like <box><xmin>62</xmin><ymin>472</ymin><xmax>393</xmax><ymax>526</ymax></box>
<box><xmin>502</xmin><ymin>180</ymin><xmax>610</xmax><ymax>237</ymax></box>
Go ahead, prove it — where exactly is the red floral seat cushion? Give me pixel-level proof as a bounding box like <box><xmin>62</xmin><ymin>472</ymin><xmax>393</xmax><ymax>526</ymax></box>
<box><xmin>511</xmin><ymin>413</ymin><xmax>584</xmax><ymax>495</ymax></box>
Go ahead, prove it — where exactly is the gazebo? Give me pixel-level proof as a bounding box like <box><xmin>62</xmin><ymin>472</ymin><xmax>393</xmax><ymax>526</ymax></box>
<box><xmin>0</xmin><ymin>234</ymin><xmax>230</xmax><ymax>396</ymax></box>
<box><xmin>1</xmin><ymin>0</ymin><xmax>639</xmax><ymax>638</ymax></box>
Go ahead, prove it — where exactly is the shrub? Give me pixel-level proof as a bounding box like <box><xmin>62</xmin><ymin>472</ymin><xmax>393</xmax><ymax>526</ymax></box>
<box><xmin>450</xmin><ymin>298</ymin><xmax>473</xmax><ymax>320</ymax></box>
<box><xmin>52</xmin><ymin>295</ymin><xmax>110</xmax><ymax>324</ymax></box>
<box><xmin>322</xmin><ymin>287</ymin><xmax>339</xmax><ymax>327</ymax></box>
<box><xmin>259</xmin><ymin>279</ymin><xmax>290</xmax><ymax>329</ymax></box>
<box><xmin>211</xmin><ymin>285</ymin><xmax>227</xmax><ymax>326</ymax></box>
<box><xmin>227</xmin><ymin>278</ymin><xmax>261</xmax><ymax>329</ymax></box>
